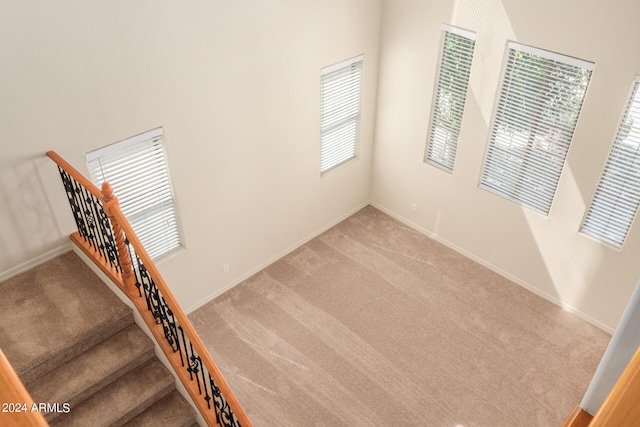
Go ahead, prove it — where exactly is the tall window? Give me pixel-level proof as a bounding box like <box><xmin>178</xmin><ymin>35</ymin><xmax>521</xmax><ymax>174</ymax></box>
<box><xmin>581</xmin><ymin>76</ymin><xmax>640</xmax><ymax>248</ymax></box>
<box><xmin>425</xmin><ymin>24</ymin><xmax>477</xmax><ymax>172</ymax></box>
<box><xmin>320</xmin><ymin>55</ymin><xmax>364</xmax><ymax>174</ymax></box>
<box><xmin>480</xmin><ymin>43</ymin><xmax>593</xmax><ymax>214</ymax></box>
<box><xmin>86</xmin><ymin>128</ymin><xmax>182</xmax><ymax>260</ymax></box>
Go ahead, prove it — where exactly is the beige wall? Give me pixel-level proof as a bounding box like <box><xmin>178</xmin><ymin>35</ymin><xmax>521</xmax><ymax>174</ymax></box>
<box><xmin>0</xmin><ymin>0</ymin><xmax>382</xmax><ymax>309</ymax></box>
<box><xmin>3</xmin><ymin>0</ymin><xmax>639</xmax><ymax>332</ymax></box>
<box><xmin>372</xmin><ymin>0</ymin><xmax>640</xmax><ymax>331</ymax></box>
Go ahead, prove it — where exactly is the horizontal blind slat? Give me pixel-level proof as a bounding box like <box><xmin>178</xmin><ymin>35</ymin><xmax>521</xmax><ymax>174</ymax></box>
<box><xmin>480</xmin><ymin>44</ymin><xmax>592</xmax><ymax>214</ymax></box>
<box><xmin>581</xmin><ymin>79</ymin><xmax>640</xmax><ymax>247</ymax></box>
<box><xmin>320</xmin><ymin>56</ymin><xmax>363</xmax><ymax>173</ymax></box>
<box><xmin>85</xmin><ymin>128</ymin><xmax>182</xmax><ymax>260</ymax></box>
<box><xmin>425</xmin><ymin>27</ymin><xmax>477</xmax><ymax>172</ymax></box>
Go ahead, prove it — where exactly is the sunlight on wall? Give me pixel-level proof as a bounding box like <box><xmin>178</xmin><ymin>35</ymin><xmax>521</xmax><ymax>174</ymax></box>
<box><xmin>449</xmin><ymin>0</ymin><xmax>610</xmax><ymax>326</ymax></box>
<box><xmin>451</xmin><ymin>0</ymin><xmax>515</xmax><ymax>124</ymax></box>
<box><xmin>521</xmin><ymin>167</ymin><xmax>607</xmax><ymax>326</ymax></box>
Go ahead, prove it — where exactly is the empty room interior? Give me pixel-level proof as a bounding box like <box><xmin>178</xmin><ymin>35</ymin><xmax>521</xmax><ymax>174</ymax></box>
<box><xmin>2</xmin><ymin>0</ymin><xmax>640</xmax><ymax>425</ymax></box>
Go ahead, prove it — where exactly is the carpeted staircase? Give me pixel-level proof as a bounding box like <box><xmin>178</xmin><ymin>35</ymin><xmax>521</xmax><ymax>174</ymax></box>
<box><xmin>0</xmin><ymin>251</ymin><xmax>198</xmax><ymax>426</ymax></box>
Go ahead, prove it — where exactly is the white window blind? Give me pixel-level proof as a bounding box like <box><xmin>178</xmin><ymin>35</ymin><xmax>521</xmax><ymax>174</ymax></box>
<box><xmin>320</xmin><ymin>55</ymin><xmax>363</xmax><ymax>174</ymax></box>
<box><xmin>86</xmin><ymin>128</ymin><xmax>182</xmax><ymax>260</ymax></box>
<box><xmin>581</xmin><ymin>76</ymin><xmax>640</xmax><ymax>247</ymax></box>
<box><xmin>480</xmin><ymin>43</ymin><xmax>593</xmax><ymax>214</ymax></box>
<box><xmin>425</xmin><ymin>24</ymin><xmax>477</xmax><ymax>172</ymax></box>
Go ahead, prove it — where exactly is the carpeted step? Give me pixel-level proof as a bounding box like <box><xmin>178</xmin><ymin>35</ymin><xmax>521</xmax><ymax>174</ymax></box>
<box><xmin>49</xmin><ymin>358</ymin><xmax>176</xmax><ymax>427</ymax></box>
<box><xmin>1</xmin><ymin>251</ymin><xmax>199</xmax><ymax>425</ymax></box>
<box><xmin>123</xmin><ymin>390</ymin><xmax>198</xmax><ymax>427</ymax></box>
<box><xmin>0</xmin><ymin>251</ymin><xmax>134</xmax><ymax>385</ymax></box>
<box><xmin>29</xmin><ymin>323</ymin><xmax>156</xmax><ymax>422</ymax></box>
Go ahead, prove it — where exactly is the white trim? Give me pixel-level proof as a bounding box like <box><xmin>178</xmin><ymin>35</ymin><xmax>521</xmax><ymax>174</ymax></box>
<box><xmin>185</xmin><ymin>201</ymin><xmax>370</xmax><ymax>314</ymax></box>
<box><xmin>321</xmin><ymin>54</ymin><xmax>364</xmax><ymax>76</ymax></box>
<box><xmin>508</xmin><ymin>42</ymin><xmax>594</xmax><ymax>70</ymax></box>
<box><xmin>440</xmin><ymin>23</ymin><xmax>477</xmax><ymax>40</ymax></box>
<box><xmin>85</xmin><ymin>127</ymin><xmax>164</xmax><ymax>162</ymax></box>
<box><xmin>0</xmin><ymin>243</ymin><xmax>72</xmax><ymax>283</ymax></box>
<box><xmin>368</xmin><ymin>201</ymin><xmax>614</xmax><ymax>334</ymax></box>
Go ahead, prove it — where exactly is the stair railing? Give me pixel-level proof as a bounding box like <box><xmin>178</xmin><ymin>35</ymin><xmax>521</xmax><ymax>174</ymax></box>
<box><xmin>46</xmin><ymin>151</ymin><xmax>251</xmax><ymax>427</ymax></box>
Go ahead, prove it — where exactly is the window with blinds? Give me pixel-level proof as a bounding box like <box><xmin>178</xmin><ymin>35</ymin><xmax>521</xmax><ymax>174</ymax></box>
<box><xmin>425</xmin><ymin>24</ymin><xmax>476</xmax><ymax>172</ymax></box>
<box><xmin>85</xmin><ymin>128</ymin><xmax>182</xmax><ymax>260</ymax></box>
<box><xmin>320</xmin><ymin>55</ymin><xmax>363</xmax><ymax>174</ymax></box>
<box><xmin>581</xmin><ymin>76</ymin><xmax>640</xmax><ymax>248</ymax></box>
<box><xmin>480</xmin><ymin>43</ymin><xmax>593</xmax><ymax>214</ymax></box>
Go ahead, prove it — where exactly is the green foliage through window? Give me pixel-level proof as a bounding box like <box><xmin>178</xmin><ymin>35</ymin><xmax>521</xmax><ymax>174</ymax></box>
<box><xmin>425</xmin><ymin>26</ymin><xmax>476</xmax><ymax>172</ymax></box>
<box><xmin>480</xmin><ymin>44</ymin><xmax>593</xmax><ymax>214</ymax></box>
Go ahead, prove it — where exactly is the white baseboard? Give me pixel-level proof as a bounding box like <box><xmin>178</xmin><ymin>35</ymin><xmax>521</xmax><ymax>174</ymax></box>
<box><xmin>369</xmin><ymin>202</ymin><xmax>614</xmax><ymax>334</ymax></box>
<box><xmin>185</xmin><ymin>201</ymin><xmax>370</xmax><ymax>314</ymax></box>
<box><xmin>0</xmin><ymin>243</ymin><xmax>72</xmax><ymax>283</ymax></box>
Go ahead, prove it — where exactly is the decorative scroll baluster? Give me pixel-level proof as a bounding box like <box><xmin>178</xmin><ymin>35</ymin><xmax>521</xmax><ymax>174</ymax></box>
<box><xmin>55</xmin><ymin>165</ymin><xmax>119</xmax><ymax>272</ymax></box>
<box><xmin>129</xmin><ymin>248</ymin><xmax>243</xmax><ymax>425</ymax></box>
<box><xmin>188</xmin><ymin>347</ymin><xmax>202</xmax><ymax>394</ymax></box>
<box><xmin>128</xmin><ymin>246</ymin><xmax>243</xmax><ymax>426</ymax></box>
<box><xmin>211</xmin><ymin>373</ymin><xmax>238</xmax><ymax>426</ymax></box>
<box><xmin>58</xmin><ymin>167</ymin><xmax>86</xmax><ymax>238</ymax></box>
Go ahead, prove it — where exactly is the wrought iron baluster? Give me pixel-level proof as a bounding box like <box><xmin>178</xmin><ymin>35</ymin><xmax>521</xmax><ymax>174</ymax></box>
<box><xmin>58</xmin><ymin>168</ymin><xmax>84</xmax><ymax>235</ymax></box>
<box><xmin>70</xmin><ymin>176</ymin><xmax>89</xmax><ymax>241</ymax></box>
<box><xmin>188</xmin><ymin>346</ymin><xmax>202</xmax><ymax>395</ymax></box>
<box><xmin>126</xmin><ymin>241</ymin><xmax>144</xmax><ymax>298</ymax></box>
<box><xmin>199</xmin><ymin>358</ymin><xmax>212</xmax><ymax>409</ymax></box>
<box><xmin>210</xmin><ymin>374</ymin><xmax>239</xmax><ymax>427</ymax></box>
<box><xmin>183</xmin><ymin>337</ymin><xmax>195</xmax><ymax>381</ymax></box>
<box><xmin>160</xmin><ymin>297</ymin><xmax>179</xmax><ymax>352</ymax></box>
<box><xmin>94</xmin><ymin>202</ymin><xmax>119</xmax><ymax>271</ymax></box>
<box><xmin>178</xmin><ymin>326</ymin><xmax>187</xmax><ymax>367</ymax></box>
<box><xmin>76</xmin><ymin>183</ymin><xmax>97</xmax><ymax>250</ymax></box>
<box><xmin>86</xmin><ymin>193</ymin><xmax>108</xmax><ymax>261</ymax></box>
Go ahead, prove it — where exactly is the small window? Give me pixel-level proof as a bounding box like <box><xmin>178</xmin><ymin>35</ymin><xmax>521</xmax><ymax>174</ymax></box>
<box><xmin>320</xmin><ymin>55</ymin><xmax>364</xmax><ymax>174</ymax></box>
<box><xmin>425</xmin><ymin>24</ymin><xmax>477</xmax><ymax>172</ymax></box>
<box><xmin>480</xmin><ymin>43</ymin><xmax>593</xmax><ymax>214</ymax></box>
<box><xmin>581</xmin><ymin>76</ymin><xmax>640</xmax><ymax>248</ymax></box>
<box><xmin>85</xmin><ymin>128</ymin><xmax>182</xmax><ymax>260</ymax></box>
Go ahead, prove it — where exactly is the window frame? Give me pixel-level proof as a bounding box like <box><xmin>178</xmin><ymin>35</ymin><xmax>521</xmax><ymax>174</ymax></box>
<box><xmin>85</xmin><ymin>127</ymin><xmax>183</xmax><ymax>261</ymax></box>
<box><xmin>424</xmin><ymin>24</ymin><xmax>477</xmax><ymax>173</ymax></box>
<box><xmin>320</xmin><ymin>54</ymin><xmax>364</xmax><ymax>174</ymax></box>
<box><xmin>479</xmin><ymin>42</ymin><xmax>594</xmax><ymax>214</ymax></box>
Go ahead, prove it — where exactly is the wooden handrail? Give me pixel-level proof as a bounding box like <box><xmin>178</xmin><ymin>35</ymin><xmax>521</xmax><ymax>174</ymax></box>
<box><xmin>588</xmin><ymin>345</ymin><xmax>640</xmax><ymax>426</ymax></box>
<box><xmin>46</xmin><ymin>151</ymin><xmax>102</xmax><ymax>199</ymax></box>
<box><xmin>561</xmin><ymin>406</ymin><xmax>593</xmax><ymax>427</ymax></box>
<box><xmin>0</xmin><ymin>349</ymin><xmax>49</xmax><ymax>427</ymax></box>
<box><xmin>106</xmin><ymin>205</ymin><xmax>251</xmax><ymax>427</ymax></box>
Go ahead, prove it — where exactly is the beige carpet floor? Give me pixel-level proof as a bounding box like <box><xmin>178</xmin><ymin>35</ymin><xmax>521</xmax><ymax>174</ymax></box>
<box><xmin>189</xmin><ymin>205</ymin><xmax>611</xmax><ymax>426</ymax></box>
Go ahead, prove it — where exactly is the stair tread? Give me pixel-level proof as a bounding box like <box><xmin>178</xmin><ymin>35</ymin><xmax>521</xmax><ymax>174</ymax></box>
<box><xmin>123</xmin><ymin>390</ymin><xmax>198</xmax><ymax>427</ymax></box>
<box><xmin>49</xmin><ymin>358</ymin><xmax>175</xmax><ymax>427</ymax></box>
<box><xmin>0</xmin><ymin>251</ymin><xmax>133</xmax><ymax>383</ymax></box>
<box><xmin>29</xmin><ymin>323</ymin><xmax>155</xmax><ymax>420</ymax></box>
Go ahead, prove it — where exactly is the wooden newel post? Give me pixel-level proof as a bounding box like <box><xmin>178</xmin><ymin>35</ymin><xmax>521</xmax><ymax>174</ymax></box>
<box><xmin>101</xmin><ymin>182</ymin><xmax>137</xmax><ymax>296</ymax></box>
